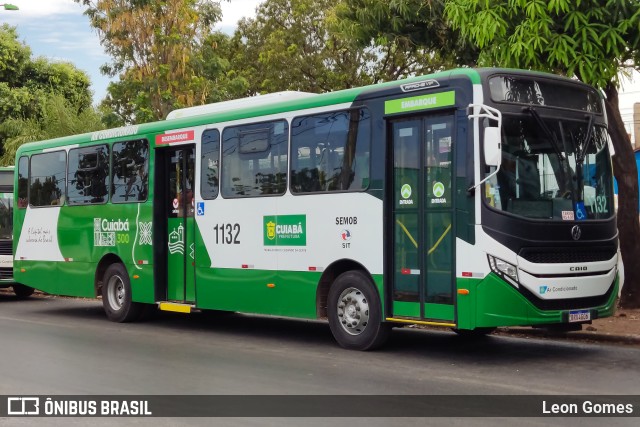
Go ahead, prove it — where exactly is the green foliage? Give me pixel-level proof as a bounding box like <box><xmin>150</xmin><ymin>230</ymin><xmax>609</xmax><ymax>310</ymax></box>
<box><xmin>0</xmin><ymin>94</ymin><xmax>105</xmax><ymax>165</ymax></box>
<box><xmin>0</xmin><ymin>24</ymin><xmax>95</xmax><ymax>162</ymax></box>
<box><xmin>225</xmin><ymin>0</ymin><xmax>448</xmax><ymax>96</ymax></box>
<box><xmin>444</xmin><ymin>0</ymin><xmax>640</xmax><ymax>89</ymax></box>
<box><xmin>334</xmin><ymin>0</ymin><xmax>479</xmax><ymax>72</ymax></box>
<box><xmin>0</xmin><ymin>25</ymin><xmax>93</xmax><ymax>123</ymax></box>
<box><xmin>0</xmin><ymin>24</ymin><xmax>31</xmax><ymax>86</ymax></box>
<box><xmin>75</xmin><ymin>0</ymin><xmax>239</xmax><ymax>123</ymax></box>
<box><xmin>225</xmin><ymin>0</ymin><xmax>373</xmax><ymax>94</ymax></box>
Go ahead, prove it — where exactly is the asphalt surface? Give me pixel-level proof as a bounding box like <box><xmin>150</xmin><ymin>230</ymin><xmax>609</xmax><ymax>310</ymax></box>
<box><xmin>0</xmin><ymin>294</ymin><xmax>639</xmax><ymax>426</ymax></box>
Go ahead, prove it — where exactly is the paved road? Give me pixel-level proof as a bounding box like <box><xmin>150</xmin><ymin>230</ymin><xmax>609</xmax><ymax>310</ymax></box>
<box><xmin>1</xmin><ymin>293</ymin><xmax>638</xmax><ymax>426</ymax></box>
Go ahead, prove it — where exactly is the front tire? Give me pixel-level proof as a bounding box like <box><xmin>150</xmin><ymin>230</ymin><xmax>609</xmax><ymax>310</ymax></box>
<box><xmin>327</xmin><ymin>270</ymin><xmax>390</xmax><ymax>350</ymax></box>
<box><xmin>101</xmin><ymin>263</ymin><xmax>141</xmax><ymax>322</ymax></box>
<box><xmin>12</xmin><ymin>284</ymin><xmax>34</xmax><ymax>299</ymax></box>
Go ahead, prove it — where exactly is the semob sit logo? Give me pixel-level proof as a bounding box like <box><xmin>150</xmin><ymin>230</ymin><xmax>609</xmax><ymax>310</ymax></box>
<box><xmin>8</xmin><ymin>397</ymin><xmax>40</xmax><ymax>415</ymax></box>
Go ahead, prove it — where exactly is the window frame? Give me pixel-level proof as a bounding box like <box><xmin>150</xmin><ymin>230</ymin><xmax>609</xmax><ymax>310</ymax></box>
<box><xmin>17</xmin><ymin>156</ymin><xmax>29</xmax><ymax>209</ymax></box>
<box><xmin>220</xmin><ymin>119</ymin><xmax>289</xmax><ymax>199</ymax></box>
<box><xmin>110</xmin><ymin>138</ymin><xmax>150</xmax><ymax>204</ymax></box>
<box><xmin>200</xmin><ymin>128</ymin><xmax>221</xmax><ymax>200</ymax></box>
<box><xmin>289</xmin><ymin>107</ymin><xmax>372</xmax><ymax>195</ymax></box>
<box><xmin>66</xmin><ymin>144</ymin><xmax>110</xmax><ymax>206</ymax></box>
<box><xmin>28</xmin><ymin>150</ymin><xmax>68</xmax><ymax>208</ymax></box>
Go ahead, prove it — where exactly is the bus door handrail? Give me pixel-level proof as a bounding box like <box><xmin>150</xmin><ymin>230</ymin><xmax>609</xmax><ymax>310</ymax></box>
<box><xmin>467</xmin><ymin>104</ymin><xmax>502</xmax><ymax>192</ymax></box>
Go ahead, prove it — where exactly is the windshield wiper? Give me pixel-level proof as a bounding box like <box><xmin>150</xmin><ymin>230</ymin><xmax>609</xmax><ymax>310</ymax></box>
<box><xmin>573</xmin><ymin>114</ymin><xmax>596</xmax><ymax>203</ymax></box>
<box><xmin>525</xmin><ymin>107</ymin><xmax>570</xmax><ymax>197</ymax></box>
<box><xmin>576</xmin><ymin>114</ymin><xmax>594</xmax><ymax>165</ymax></box>
<box><xmin>525</xmin><ymin>107</ymin><xmax>566</xmax><ymax>165</ymax></box>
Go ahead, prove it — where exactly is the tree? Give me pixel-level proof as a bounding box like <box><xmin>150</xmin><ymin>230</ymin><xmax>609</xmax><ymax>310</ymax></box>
<box><xmin>224</xmin><ymin>0</ymin><xmax>449</xmax><ymax>96</ymax></box>
<box><xmin>0</xmin><ymin>26</ymin><xmax>93</xmax><ymax>117</ymax></box>
<box><xmin>0</xmin><ymin>24</ymin><xmax>31</xmax><ymax>87</ymax></box>
<box><xmin>445</xmin><ymin>0</ymin><xmax>640</xmax><ymax>308</ymax></box>
<box><xmin>0</xmin><ymin>24</ymin><xmax>94</xmax><ymax>161</ymax></box>
<box><xmin>75</xmin><ymin>0</ymin><xmax>234</xmax><ymax>123</ymax></box>
<box><xmin>0</xmin><ymin>94</ymin><xmax>105</xmax><ymax>165</ymax></box>
<box><xmin>334</xmin><ymin>0</ymin><xmax>479</xmax><ymax>72</ymax></box>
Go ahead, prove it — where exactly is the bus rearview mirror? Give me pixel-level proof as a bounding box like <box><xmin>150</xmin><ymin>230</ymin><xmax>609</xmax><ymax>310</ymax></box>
<box><xmin>484</xmin><ymin>127</ymin><xmax>501</xmax><ymax>167</ymax></box>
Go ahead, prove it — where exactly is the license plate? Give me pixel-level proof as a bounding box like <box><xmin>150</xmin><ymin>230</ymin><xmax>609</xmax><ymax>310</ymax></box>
<box><xmin>568</xmin><ymin>310</ymin><xmax>590</xmax><ymax>323</ymax></box>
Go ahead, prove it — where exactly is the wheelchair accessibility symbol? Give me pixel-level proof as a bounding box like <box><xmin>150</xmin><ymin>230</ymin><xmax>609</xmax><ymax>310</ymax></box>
<box><xmin>575</xmin><ymin>202</ymin><xmax>586</xmax><ymax>221</ymax></box>
<box><xmin>197</xmin><ymin>202</ymin><xmax>205</xmax><ymax>216</ymax></box>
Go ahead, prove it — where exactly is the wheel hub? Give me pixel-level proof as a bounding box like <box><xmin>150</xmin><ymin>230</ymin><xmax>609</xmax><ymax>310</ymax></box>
<box><xmin>107</xmin><ymin>275</ymin><xmax>125</xmax><ymax>310</ymax></box>
<box><xmin>337</xmin><ymin>287</ymin><xmax>370</xmax><ymax>336</ymax></box>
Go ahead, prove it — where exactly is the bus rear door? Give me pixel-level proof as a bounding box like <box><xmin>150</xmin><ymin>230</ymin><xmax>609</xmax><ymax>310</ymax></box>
<box><xmin>156</xmin><ymin>145</ymin><xmax>196</xmax><ymax>304</ymax></box>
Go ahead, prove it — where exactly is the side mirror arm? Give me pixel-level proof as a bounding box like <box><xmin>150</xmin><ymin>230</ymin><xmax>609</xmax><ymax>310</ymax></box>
<box><xmin>467</xmin><ymin>104</ymin><xmax>503</xmax><ymax>192</ymax></box>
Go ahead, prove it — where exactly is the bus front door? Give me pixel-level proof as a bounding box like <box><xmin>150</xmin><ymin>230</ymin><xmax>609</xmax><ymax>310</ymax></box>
<box><xmin>161</xmin><ymin>146</ymin><xmax>196</xmax><ymax>303</ymax></box>
<box><xmin>391</xmin><ymin>114</ymin><xmax>455</xmax><ymax>324</ymax></box>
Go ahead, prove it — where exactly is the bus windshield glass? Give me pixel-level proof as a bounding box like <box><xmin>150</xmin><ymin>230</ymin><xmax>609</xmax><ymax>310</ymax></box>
<box><xmin>484</xmin><ymin>114</ymin><xmax>614</xmax><ymax>220</ymax></box>
<box><xmin>0</xmin><ymin>192</ymin><xmax>12</xmax><ymax>239</ymax></box>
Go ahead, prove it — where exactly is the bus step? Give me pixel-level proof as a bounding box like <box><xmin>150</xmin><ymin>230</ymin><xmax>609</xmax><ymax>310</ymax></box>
<box><xmin>157</xmin><ymin>302</ymin><xmax>198</xmax><ymax>314</ymax></box>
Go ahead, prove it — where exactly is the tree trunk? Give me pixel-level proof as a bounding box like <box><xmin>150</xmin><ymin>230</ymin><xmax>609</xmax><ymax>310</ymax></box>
<box><xmin>604</xmin><ymin>83</ymin><xmax>640</xmax><ymax>308</ymax></box>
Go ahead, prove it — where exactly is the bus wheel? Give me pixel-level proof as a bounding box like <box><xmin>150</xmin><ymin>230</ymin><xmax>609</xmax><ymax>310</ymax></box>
<box><xmin>102</xmin><ymin>263</ymin><xmax>141</xmax><ymax>322</ymax></box>
<box><xmin>328</xmin><ymin>271</ymin><xmax>390</xmax><ymax>350</ymax></box>
<box><xmin>12</xmin><ymin>284</ymin><xmax>34</xmax><ymax>299</ymax></box>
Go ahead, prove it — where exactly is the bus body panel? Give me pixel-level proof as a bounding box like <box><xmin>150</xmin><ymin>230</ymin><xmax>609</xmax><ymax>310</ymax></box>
<box><xmin>456</xmin><ymin>273</ymin><xmax>618</xmax><ymax>329</ymax></box>
<box><xmin>195</xmin><ymin>193</ymin><xmax>383</xmax><ymax>273</ymax></box>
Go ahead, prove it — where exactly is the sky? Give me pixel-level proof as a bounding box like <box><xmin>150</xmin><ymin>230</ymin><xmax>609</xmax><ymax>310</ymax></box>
<box><xmin>1</xmin><ymin>0</ymin><xmax>639</xmax><ymax>139</ymax></box>
<box><xmin>0</xmin><ymin>0</ymin><xmax>262</xmax><ymax>103</ymax></box>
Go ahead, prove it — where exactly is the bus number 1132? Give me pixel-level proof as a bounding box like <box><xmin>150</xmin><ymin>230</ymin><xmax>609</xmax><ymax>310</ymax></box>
<box><xmin>213</xmin><ymin>223</ymin><xmax>241</xmax><ymax>245</ymax></box>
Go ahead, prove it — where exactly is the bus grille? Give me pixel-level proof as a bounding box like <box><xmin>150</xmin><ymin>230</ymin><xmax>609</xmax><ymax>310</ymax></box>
<box><xmin>0</xmin><ymin>267</ymin><xmax>12</xmax><ymax>280</ymax></box>
<box><xmin>518</xmin><ymin>247</ymin><xmax>616</xmax><ymax>264</ymax></box>
<box><xmin>0</xmin><ymin>240</ymin><xmax>11</xmax><ymax>255</ymax></box>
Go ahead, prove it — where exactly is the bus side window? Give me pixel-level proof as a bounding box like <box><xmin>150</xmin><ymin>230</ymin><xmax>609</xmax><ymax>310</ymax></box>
<box><xmin>353</xmin><ymin>152</ymin><xmax>370</xmax><ymax>189</ymax></box>
<box><xmin>221</xmin><ymin>120</ymin><xmax>288</xmax><ymax>198</ymax></box>
<box><xmin>291</xmin><ymin>145</ymin><xmax>321</xmax><ymax>192</ymax></box>
<box><xmin>291</xmin><ymin>108</ymin><xmax>370</xmax><ymax>194</ymax></box>
<box><xmin>68</xmin><ymin>145</ymin><xmax>110</xmax><ymax>205</ymax></box>
<box><xmin>111</xmin><ymin>139</ymin><xmax>149</xmax><ymax>203</ymax></box>
<box><xmin>29</xmin><ymin>151</ymin><xmax>67</xmax><ymax>207</ymax></box>
<box><xmin>201</xmin><ymin>129</ymin><xmax>220</xmax><ymax>200</ymax></box>
<box><xmin>17</xmin><ymin>156</ymin><xmax>28</xmax><ymax>208</ymax></box>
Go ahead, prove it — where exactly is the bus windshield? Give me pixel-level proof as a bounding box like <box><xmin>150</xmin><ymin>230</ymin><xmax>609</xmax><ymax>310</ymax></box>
<box><xmin>0</xmin><ymin>192</ymin><xmax>12</xmax><ymax>239</ymax></box>
<box><xmin>485</xmin><ymin>114</ymin><xmax>614</xmax><ymax>220</ymax></box>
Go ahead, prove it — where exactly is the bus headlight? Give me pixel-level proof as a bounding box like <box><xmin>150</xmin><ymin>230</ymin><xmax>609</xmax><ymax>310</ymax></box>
<box><xmin>488</xmin><ymin>255</ymin><xmax>519</xmax><ymax>284</ymax></box>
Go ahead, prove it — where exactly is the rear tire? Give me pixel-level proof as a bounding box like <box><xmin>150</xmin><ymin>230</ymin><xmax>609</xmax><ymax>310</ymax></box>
<box><xmin>101</xmin><ymin>263</ymin><xmax>141</xmax><ymax>322</ymax></box>
<box><xmin>328</xmin><ymin>270</ymin><xmax>390</xmax><ymax>350</ymax></box>
<box><xmin>12</xmin><ymin>284</ymin><xmax>34</xmax><ymax>299</ymax></box>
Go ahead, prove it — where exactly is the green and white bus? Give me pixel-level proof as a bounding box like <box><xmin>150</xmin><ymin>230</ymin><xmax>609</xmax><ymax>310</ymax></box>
<box><xmin>13</xmin><ymin>68</ymin><xmax>618</xmax><ymax>349</ymax></box>
<box><xmin>0</xmin><ymin>166</ymin><xmax>33</xmax><ymax>298</ymax></box>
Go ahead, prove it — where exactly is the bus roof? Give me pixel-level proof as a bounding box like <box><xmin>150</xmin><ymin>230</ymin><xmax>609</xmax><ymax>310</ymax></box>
<box><xmin>166</xmin><ymin>91</ymin><xmax>318</xmax><ymax>120</ymax></box>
